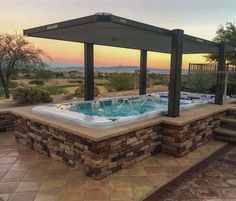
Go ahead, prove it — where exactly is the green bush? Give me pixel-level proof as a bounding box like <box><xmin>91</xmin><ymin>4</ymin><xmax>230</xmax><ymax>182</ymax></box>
<box><xmin>154</xmin><ymin>74</ymin><xmax>169</xmax><ymax>85</ymax></box>
<box><xmin>181</xmin><ymin>71</ymin><xmax>215</xmax><ymax>93</ymax></box>
<box><xmin>12</xmin><ymin>86</ymin><xmax>53</xmax><ymax>104</ymax></box>
<box><xmin>227</xmin><ymin>82</ymin><xmax>236</xmax><ymax>96</ymax></box>
<box><xmin>74</xmin><ymin>84</ymin><xmax>100</xmax><ymax>97</ymax></box>
<box><xmin>29</xmin><ymin>80</ymin><xmax>44</xmax><ymax>85</ymax></box>
<box><xmin>108</xmin><ymin>73</ymin><xmax>134</xmax><ymax>91</ymax></box>
<box><xmin>68</xmin><ymin>80</ymin><xmax>83</xmax><ymax>84</ymax></box>
<box><xmin>40</xmin><ymin>86</ymin><xmax>67</xmax><ymax>95</ymax></box>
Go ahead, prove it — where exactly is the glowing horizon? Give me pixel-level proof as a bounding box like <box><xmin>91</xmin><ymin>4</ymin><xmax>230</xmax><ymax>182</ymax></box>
<box><xmin>32</xmin><ymin>38</ymin><xmax>206</xmax><ymax>69</ymax></box>
<box><xmin>1</xmin><ymin>0</ymin><xmax>235</xmax><ymax>69</ymax></box>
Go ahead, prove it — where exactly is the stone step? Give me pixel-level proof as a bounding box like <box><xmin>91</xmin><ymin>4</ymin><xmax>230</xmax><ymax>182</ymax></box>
<box><xmin>221</xmin><ymin>117</ymin><xmax>236</xmax><ymax>125</ymax></box>
<box><xmin>214</xmin><ymin>127</ymin><xmax>236</xmax><ymax>143</ymax></box>
<box><xmin>215</xmin><ymin>135</ymin><xmax>236</xmax><ymax>143</ymax></box>
<box><xmin>226</xmin><ymin>109</ymin><xmax>236</xmax><ymax>118</ymax></box>
<box><xmin>220</xmin><ymin>117</ymin><xmax>236</xmax><ymax>131</ymax></box>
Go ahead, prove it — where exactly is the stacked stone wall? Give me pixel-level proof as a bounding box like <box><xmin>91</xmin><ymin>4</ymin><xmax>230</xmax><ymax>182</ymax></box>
<box><xmin>0</xmin><ymin>112</ymin><xmax>15</xmax><ymax>132</ymax></box>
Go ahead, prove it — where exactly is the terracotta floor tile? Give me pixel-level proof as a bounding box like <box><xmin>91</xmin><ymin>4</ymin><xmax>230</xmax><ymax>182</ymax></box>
<box><xmin>109</xmin><ymin>176</ymin><xmax>131</xmax><ymax>189</ymax></box>
<box><xmin>110</xmin><ymin>187</ymin><xmax>133</xmax><ymax>201</ymax></box>
<box><xmin>9</xmin><ymin>162</ymin><xmax>34</xmax><ymax>172</ymax></box>
<box><xmin>64</xmin><ymin>177</ymin><xmax>87</xmax><ymax>190</ymax></box>
<box><xmin>85</xmin><ymin>187</ymin><xmax>109</xmax><ymax>201</ymax></box>
<box><xmin>50</xmin><ymin>161</ymin><xmax>68</xmax><ymax>170</ymax></box>
<box><xmin>23</xmin><ymin>169</ymin><xmax>49</xmax><ymax>181</ymax></box>
<box><xmin>46</xmin><ymin>169</ymin><xmax>68</xmax><ymax>180</ymax></box>
<box><xmin>31</xmin><ymin>162</ymin><xmax>51</xmax><ymax>170</ymax></box>
<box><xmin>147</xmin><ymin>174</ymin><xmax>169</xmax><ymax>187</ymax></box>
<box><xmin>129</xmin><ymin>176</ymin><xmax>151</xmax><ymax>187</ymax></box>
<box><xmin>156</xmin><ymin>158</ymin><xmax>180</xmax><ymax>167</ymax></box>
<box><xmin>0</xmin><ymin>171</ymin><xmax>7</xmax><ymax>180</ymax></box>
<box><xmin>144</xmin><ymin>166</ymin><xmax>163</xmax><ymax>175</ymax></box>
<box><xmin>0</xmin><ymin>150</ymin><xmax>10</xmax><ymax>157</ymax></box>
<box><xmin>0</xmin><ymin>157</ymin><xmax>18</xmax><ymax>164</ymax></box>
<box><xmin>39</xmin><ymin>179</ymin><xmax>65</xmax><ymax>191</ymax></box>
<box><xmin>34</xmin><ymin>191</ymin><xmax>60</xmax><ymax>201</ymax></box>
<box><xmin>0</xmin><ymin>193</ymin><xmax>12</xmax><ymax>201</ymax></box>
<box><xmin>0</xmin><ymin>182</ymin><xmax>19</xmax><ymax>194</ymax></box>
<box><xmin>110</xmin><ymin>169</ymin><xmax>129</xmax><ymax>177</ymax></box>
<box><xmin>175</xmin><ymin>157</ymin><xmax>194</xmax><ymax>166</ymax></box>
<box><xmin>87</xmin><ymin>178</ymin><xmax>108</xmax><ymax>189</ymax></box>
<box><xmin>59</xmin><ymin>189</ymin><xmax>85</xmax><ymax>201</ymax></box>
<box><xmin>1</xmin><ymin>171</ymin><xmax>26</xmax><ymax>182</ymax></box>
<box><xmin>36</xmin><ymin>155</ymin><xmax>52</xmax><ymax>162</ymax></box>
<box><xmin>140</xmin><ymin>158</ymin><xmax>161</xmax><ymax>167</ymax></box>
<box><xmin>6</xmin><ymin>151</ymin><xmax>20</xmax><ymax>157</ymax></box>
<box><xmin>67</xmin><ymin>168</ymin><xmax>86</xmax><ymax>179</ymax></box>
<box><xmin>132</xmin><ymin>186</ymin><xmax>154</xmax><ymax>201</ymax></box>
<box><xmin>16</xmin><ymin>181</ymin><xmax>42</xmax><ymax>192</ymax></box>
<box><xmin>164</xmin><ymin>166</ymin><xmax>184</xmax><ymax>176</ymax></box>
<box><xmin>9</xmin><ymin>192</ymin><xmax>36</xmax><ymax>201</ymax></box>
<box><xmin>0</xmin><ymin>164</ymin><xmax>13</xmax><ymax>172</ymax></box>
<box><xmin>127</xmin><ymin>166</ymin><xmax>147</xmax><ymax>176</ymax></box>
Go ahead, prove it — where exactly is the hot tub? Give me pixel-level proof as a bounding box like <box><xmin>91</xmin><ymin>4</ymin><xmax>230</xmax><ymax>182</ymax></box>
<box><xmin>32</xmin><ymin>92</ymin><xmax>215</xmax><ymax>128</ymax></box>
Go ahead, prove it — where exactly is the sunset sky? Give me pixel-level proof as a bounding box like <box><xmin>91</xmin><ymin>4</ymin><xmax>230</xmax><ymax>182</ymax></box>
<box><xmin>1</xmin><ymin>0</ymin><xmax>236</xmax><ymax>69</ymax></box>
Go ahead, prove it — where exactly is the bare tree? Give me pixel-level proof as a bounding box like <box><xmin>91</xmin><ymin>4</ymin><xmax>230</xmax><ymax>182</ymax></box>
<box><xmin>0</xmin><ymin>34</ymin><xmax>47</xmax><ymax>98</ymax></box>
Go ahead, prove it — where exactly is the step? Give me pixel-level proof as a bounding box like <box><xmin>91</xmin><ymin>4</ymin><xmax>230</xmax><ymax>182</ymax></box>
<box><xmin>214</xmin><ymin>127</ymin><xmax>236</xmax><ymax>138</ymax></box>
<box><xmin>226</xmin><ymin>108</ymin><xmax>236</xmax><ymax>117</ymax></box>
<box><xmin>221</xmin><ymin>117</ymin><xmax>236</xmax><ymax>125</ymax></box>
<box><xmin>215</xmin><ymin>135</ymin><xmax>236</xmax><ymax>143</ymax></box>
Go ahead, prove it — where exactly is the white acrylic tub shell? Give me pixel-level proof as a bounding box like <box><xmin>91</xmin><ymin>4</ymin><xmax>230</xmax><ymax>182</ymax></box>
<box><xmin>32</xmin><ymin>99</ymin><xmax>209</xmax><ymax>128</ymax></box>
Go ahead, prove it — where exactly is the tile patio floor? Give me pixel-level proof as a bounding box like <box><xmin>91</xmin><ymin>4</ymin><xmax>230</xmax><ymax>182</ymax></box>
<box><xmin>0</xmin><ymin>131</ymin><xmax>226</xmax><ymax>201</ymax></box>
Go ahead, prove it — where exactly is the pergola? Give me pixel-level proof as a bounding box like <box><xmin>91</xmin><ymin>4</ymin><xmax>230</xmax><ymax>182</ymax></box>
<box><xmin>24</xmin><ymin>13</ymin><xmax>236</xmax><ymax>117</ymax></box>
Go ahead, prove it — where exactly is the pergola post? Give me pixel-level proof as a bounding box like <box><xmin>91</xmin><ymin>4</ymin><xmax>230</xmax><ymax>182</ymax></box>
<box><xmin>84</xmin><ymin>43</ymin><xmax>94</xmax><ymax>101</ymax></box>
<box><xmin>215</xmin><ymin>42</ymin><xmax>226</xmax><ymax>105</ymax></box>
<box><xmin>139</xmin><ymin>50</ymin><xmax>147</xmax><ymax>95</ymax></box>
<box><xmin>167</xmin><ymin>29</ymin><xmax>184</xmax><ymax>117</ymax></box>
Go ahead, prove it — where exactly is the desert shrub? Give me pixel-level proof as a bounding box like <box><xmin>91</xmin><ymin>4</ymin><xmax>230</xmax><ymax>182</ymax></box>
<box><xmin>0</xmin><ymin>87</ymin><xmax>5</xmax><ymax>97</ymax></box>
<box><xmin>68</xmin><ymin>80</ymin><xmax>83</xmax><ymax>84</ymax></box>
<box><xmin>108</xmin><ymin>73</ymin><xmax>134</xmax><ymax>91</ymax></box>
<box><xmin>74</xmin><ymin>84</ymin><xmax>100</xmax><ymax>97</ymax></box>
<box><xmin>9</xmin><ymin>80</ymin><xmax>18</xmax><ymax>88</ymax></box>
<box><xmin>40</xmin><ymin>86</ymin><xmax>67</xmax><ymax>95</ymax></box>
<box><xmin>181</xmin><ymin>71</ymin><xmax>215</xmax><ymax>93</ymax></box>
<box><xmin>12</xmin><ymin>86</ymin><xmax>52</xmax><ymax>104</ymax></box>
<box><xmin>154</xmin><ymin>74</ymin><xmax>169</xmax><ymax>85</ymax></box>
<box><xmin>227</xmin><ymin>82</ymin><xmax>236</xmax><ymax>96</ymax></box>
<box><xmin>29</xmin><ymin>80</ymin><xmax>44</xmax><ymax>85</ymax></box>
<box><xmin>63</xmin><ymin>94</ymin><xmax>75</xmax><ymax>100</ymax></box>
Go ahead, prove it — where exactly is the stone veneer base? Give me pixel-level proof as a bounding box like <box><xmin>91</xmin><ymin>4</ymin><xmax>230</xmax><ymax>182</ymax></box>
<box><xmin>0</xmin><ymin>110</ymin><xmax>226</xmax><ymax>179</ymax></box>
<box><xmin>0</xmin><ymin>112</ymin><xmax>15</xmax><ymax>132</ymax></box>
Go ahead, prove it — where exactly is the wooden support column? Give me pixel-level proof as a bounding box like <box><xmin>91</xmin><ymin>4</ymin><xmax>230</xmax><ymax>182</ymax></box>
<box><xmin>167</xmin><ymin>29</ymin><xmax>184</xmax><ymax>117</ymax></box>
<box><xmin>84</xmin><ymin>43</ymin><xmax>94</xmax><ymax>101</ymax></box>
<box><xmin>139</xmin><ymin>50</ymin><xmax>147</xmax><ymax>95</ymax></box>
<box><xmin>215</xmin><ymin>42</ymin><xmax>226</xmax><ymax>105</ymax></box>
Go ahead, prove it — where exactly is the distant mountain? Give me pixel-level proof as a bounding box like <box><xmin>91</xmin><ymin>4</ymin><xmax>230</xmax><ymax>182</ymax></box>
<box><xmin>49</xmin><ymin>66</ymin><xmax>188</xmax><ymax>74</ymax></box>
